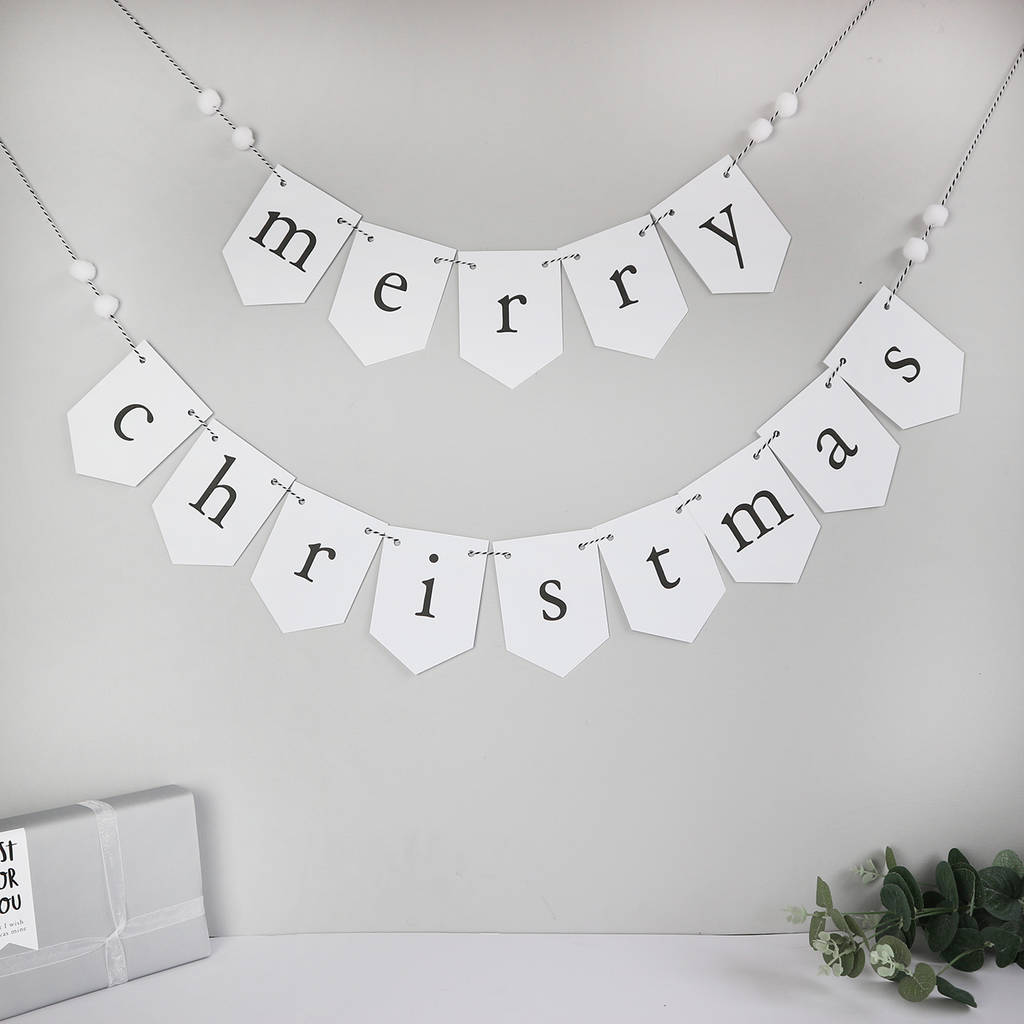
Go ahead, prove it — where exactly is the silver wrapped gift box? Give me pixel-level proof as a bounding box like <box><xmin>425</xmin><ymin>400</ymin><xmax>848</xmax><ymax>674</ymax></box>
<box><xmin>0</xmin><ymin>786</ymin><xmax>210</xmax><ymax>1019</ymax></box>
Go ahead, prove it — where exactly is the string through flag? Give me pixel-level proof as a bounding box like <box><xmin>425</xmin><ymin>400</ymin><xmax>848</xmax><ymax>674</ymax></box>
<box><xmin>109</xmin><ymin>0</ymin><xmax>284</xmax><ymax>183</ymax></box>
<box><xmin>885</xmin><ymin>42</ymin><xmax>1024</xmax><ymax>306</ymax></box>
<box><xmin>725</xmin><ymin>0</ymin><xmax>881</xmax><ymax>177</ymax></box>
<box><xmin>0</xmin><ymin>136</ymin><xmax>146</xmax><ymax>364</ymax></box>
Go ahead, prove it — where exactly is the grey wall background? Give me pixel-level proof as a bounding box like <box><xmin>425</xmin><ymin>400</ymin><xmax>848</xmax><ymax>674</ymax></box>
<box><xmin>1</xmin><ymin>0</ymin><xmax>1022</xmax><ymax>936</ymax></box>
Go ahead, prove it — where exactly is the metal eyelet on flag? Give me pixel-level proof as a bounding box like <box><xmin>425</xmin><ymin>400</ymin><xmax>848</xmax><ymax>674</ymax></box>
<box><xmin>187</xmin><ymin>409</ymin><xmax>218</xmax><ymax>441</ymax></box>
<box><xmin>541</xmin><ymin>253</ymin><xmax>581</xmax><ymax>268</ymax></box>
<box><xmin>365</xmin><ymin>527</ymin><xmax>400</xmax><ymax>546</ymax></box>
<box><xmin>675</xmin><ymin>493</ymin><xmax>702</xmax><ymax>513</ymax></box>
<box><xmin>824</xmin><ymin>357</ymin><xmax>847</xmax><ymax>388</ymax></box>
<box><xmin>752</xmin><ymin>430</ymin><xmax>780</xmax><ymax>459</ymax></box>
<box><xmin>577</xmin><ymin>534</ymin><xmax>613</xmax><ymax>550</ymax></box>
<box><xmin>468</xmin><ymin>549</ymin><xmax>511</xmax><ymax>558</ymax></box>
<box><xmin>638</xmin><ymin>209</ymin><xmax>674</xmax><ymax>237</ymax></box>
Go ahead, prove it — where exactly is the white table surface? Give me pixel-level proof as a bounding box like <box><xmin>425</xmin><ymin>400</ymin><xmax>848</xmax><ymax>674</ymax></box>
<box><xmin>12</xmin><ymin>933</ymin><xmax>1018</xmax><ymax>1022</ymax></box>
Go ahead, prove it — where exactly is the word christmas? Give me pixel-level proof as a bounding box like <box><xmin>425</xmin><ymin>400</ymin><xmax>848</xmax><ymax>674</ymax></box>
<box><xmin>66</xmin><ymin>287</ymin><xmax>963</xmax><ymax>675</ymax></box>
<box><xmin>222</xmin><ymin>159</ymin><xmax>789</xmax><ymax>387</ymax></box>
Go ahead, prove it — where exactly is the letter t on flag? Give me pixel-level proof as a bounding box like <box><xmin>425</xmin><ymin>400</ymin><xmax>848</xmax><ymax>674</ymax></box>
<box><xmin>223</xmin><ymin>165</ymin><xmax>361</xmax><ymax>305</ymax></box>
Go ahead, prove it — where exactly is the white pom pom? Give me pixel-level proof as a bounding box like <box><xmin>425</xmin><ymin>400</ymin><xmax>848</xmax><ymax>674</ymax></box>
<box><xmin>748</xmin><ymin>117</ymin><xmax>773</xmax><ymax>143</ymax></box>
<box><xmin>776</xmin><ymin>91</ymin><xmax>798</xmax><ymax>118</ymax></box>
<box><xmin>922</xmin><ymin>204</ymin><xmax>949</xmax><ymax>228</ymax></box>
<box><xmin>69</xmin><ymin>259</ymin><xmax>97</xmax><ymax>282</ymax></box>
<box><xmin>232</xmin><ymin>125</ymin><xmax>255</xmax><ymax>150</ymax></box>
<box><xmin>197</xmin><ymin>88</ymin><xmax>222</xmax><ymax>116</ymax></box>
<box><xmin>902</xmin><ymin>237</ymin><xmax>929</xmax><ymax>263</ymax></box>
<box><xmin>93</xmin><ymin>293</ymin><xmax>119</xmax><ymax>318</ymax></box>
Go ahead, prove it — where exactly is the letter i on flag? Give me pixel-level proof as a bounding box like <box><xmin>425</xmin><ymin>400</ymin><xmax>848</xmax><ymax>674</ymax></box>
<box><xmin>369</xmin><ymin>528</ymin><xmax>488</xmax><ymax>674</ymax></box>
<box><xmin>223</xmin><ymin>166</ymin><xmax>361</xmax><ymax>305</ymax></box>
<box><xmin>153</xmin><ymin>420</ymin><xmax>293</xmax><ymax>566</ymax></box>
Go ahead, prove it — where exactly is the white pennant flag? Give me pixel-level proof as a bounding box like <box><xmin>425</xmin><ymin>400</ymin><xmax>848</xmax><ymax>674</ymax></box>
<box><xmin>67</xmin><ymin>341</ymin><xmax>211</xmax><ymax>486</ymax></box>
<box><xmin>559</xmin><ymin>215</ymin><xmax>688</xmax><ymax>358</ymax></box>
<box><xmin>759</xmin><ymin>369</ymin><xmax>899</xmax><ymax>513</ymax></box>
<box><xmin>824</xmin><ymin>287</ymin><xmax>964</xmax><ymax>429</ymax></box>
<box><xmin>458</xmin><ymin>251</ymin><xmax>562</xmax><ymax>387</ymax></box>
<box><xmin>223</xmin><ymin>165</ymin><xmax>360</xmax><ymax>305</ymax></box>
<box><xmin>596</xmin><ymin>497</ymin><xmax>725</xmax><ymax>642</ymax></box>
<box><xmin>680</xmin><ymin>440</ymin><xmax>819</xmax><ymax>583</ymax></box>
<box><xmin>153</xmin><ymin>420</ymin><xmax>292</xmax><ymax>566</ymax></box>
<box><xmin>328</xmin><ymin>223</ymin><xmax>455</xmax><ymax>365</ymax></box>
<box><xmin>369</xmin><ymin>528</ymin><xmax>487</xmax><ymax>674</ymax></box>
<box><xmin>494</xmin><ymin>530</ymin><xmax>608</xmax><ymax>676</ymax></box>
<box><xmin>250</xmin><ymin>486</ymin><xmax>386</xmax><ymax>633</ymax></box>
<box><xmin>651</xmin><ymin>156</ymin><xmax>790</xmax><ymax>294</ymax></box>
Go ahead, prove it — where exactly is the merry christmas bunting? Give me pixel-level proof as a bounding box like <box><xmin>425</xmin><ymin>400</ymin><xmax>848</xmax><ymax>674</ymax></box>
<box><xmin>223</xmin><ymin>156</ymin><xmax>787</xmax><ymax>386</ymax></box>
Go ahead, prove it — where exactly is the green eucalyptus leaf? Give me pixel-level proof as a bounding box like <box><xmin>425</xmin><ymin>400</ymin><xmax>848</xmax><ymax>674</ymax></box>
<box><xmin>935</xmin><ymin>861</ymin><xmax>959</xmax><ymax>907</ymax></box>
<box><xmin>816</xmin><ymin>876</ymin><xmax>833</xmax><ymax>911</ymax></box>
<box><xmin>898</xmin><ymin>962</ymin><xmax>936</xmax><ymax>1002</ymax></box>
<box><xmin>978</xmin><ymin>866</ymin><xmax>1023</xmax><ymax>923</ymax></box>
<box><xmin>809</xmin><ymin>911</ymin><xmax>825</xmax><ymax>948</ymax></box>
<box><xmin>845</xmin><ymin>914</ymin><xmax>868</xmax><ymax>941</ymax></box>
<box><xmin>953</xmin><ymin>866</ymin><xmax>978</xmax><ymax>916</ymax></box>
<box><xmin>889</xmin><ymin>866</ymin><xmax>924</xmax><ymax>911</ymax></box>
<box><xmin>925</xmin><ymin>912</ymin><xmax>959</xmax><ymax>953</ymax></box>
<box><xmin>993</xmin><ymin>850</ymin><xmax>1024</xmax><ymax>878</ymax></box>
<box><xmin>981</xmin><ymin>926</ymin><xmax>1023</xmax><ymax>968</ymax></box>
<box><xmin>879</xmin><ymin>934</ymin><xmax>912</xmax><ymax>967</ymax></box>
<box><xmin>943</xmin><ymin>928</ymin><xmax>986</xmax><ymax>972</ymax></box>
<box><xmin>960</xmin><ymin>913</ymin><xmax>980</xmax><ymax>931</ymax></box>
<box><xmin>881</xmin><ymin>884</ymin><xmax>913</xmax><ymax>932</ymax></box>
<box><xmin>935</xmin><ymin>975</ymin><xmax>977</xmax><ymax>1007</ymax></box>
<box><xmin>836</xmin><ymin>935</ymin><xmax>856</xmax><ymax>977</ymax></box>
<box><xmin>885</xmin><ymin>847</ymin><xmax>898</xmax><ymax>872</ymax></box>
<box><xmin>849</xmin><ymin>945</ymin><xmax>866</xmax><ymax>978</ymax></box>
<box><xmin>922</xmin><ymin>890</ymin><xmax>943</xmax><ymax>910</ymax></box>
<box><xmin>875</xmin><ymin>913</ymin><xmax>904</xmax><ymax>945</ymax></box>
<box><xmin>949</xmin><ymin>848</ymin><xmax>973</xmax><ymax>871</ymax></box>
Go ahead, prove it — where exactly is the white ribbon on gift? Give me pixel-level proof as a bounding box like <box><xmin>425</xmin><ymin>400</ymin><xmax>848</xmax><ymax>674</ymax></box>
<box><xmin>0</xmin><ymin>799</ymin><xmax>206</xmax><ymax>986</ymax></box>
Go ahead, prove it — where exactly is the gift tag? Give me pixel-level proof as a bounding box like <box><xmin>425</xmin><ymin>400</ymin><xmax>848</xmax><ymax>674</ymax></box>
<box><xmin>369</xmin><ymin>528</ymin><xmax>487</xmax><ymax>673</ymax></box>
<box><xmin>494</xmin><ymin>530</ymin><xmax>608</xmax><ymax>677</ymax></box>
<box><xmin>458</xmin><ymin>251</ymin><xmax>563</xmax><ymax>388</ymax></box>
<box><xmin>824</xmin><ymin>287</ymin><xmax>964</xmax><ymax>429</ymax></box>
<box><xmin>67</xmin><ymin>342</ymin><xmax>211</xmax><ymax>486</ymax></box>
<box><xmin>680</xmin><ymin>439</ymin><xmax>819</xmax><ymax>583</ymax></box>
<box><xmin>223</xmin><ymin>165</ymin><xmax>360</xmax><ymax>305</ymax></box>
<box><xmin>596</xmin><ymin>496</ymin><xmax>725</xmax><ymax>642</ymax></box>
<box><xmin>0</xmin><ymin>828</ymin><xmax>38</xmax><ymax>952</ymax></box>
<box><xmin>251</xmin><ymin>486</ymin><xmax>386</xmax><ymax>633</ymax></box>
<box><xmin>651</xmin><ymin>156</ymin><xmax>790</xmax><ymax>293</ymax></box>
<box><xmin>559</xmin><ymin>215</ymin><xmax>687</xmax><ymax>358</ymax></box>
<box><xmin>760</xmin><ymin>369</ymin><xmax>899</xmax><ymax>513</ymax></box>
<box><xmin>328</xmin><ymin>223</ymin><xmax>456</xmax><ymax>365</ymax></box>
<box><xmin>153</xmin><ymin>419</ymin><xmax>292</xmax><ymax>566</ymax></box>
